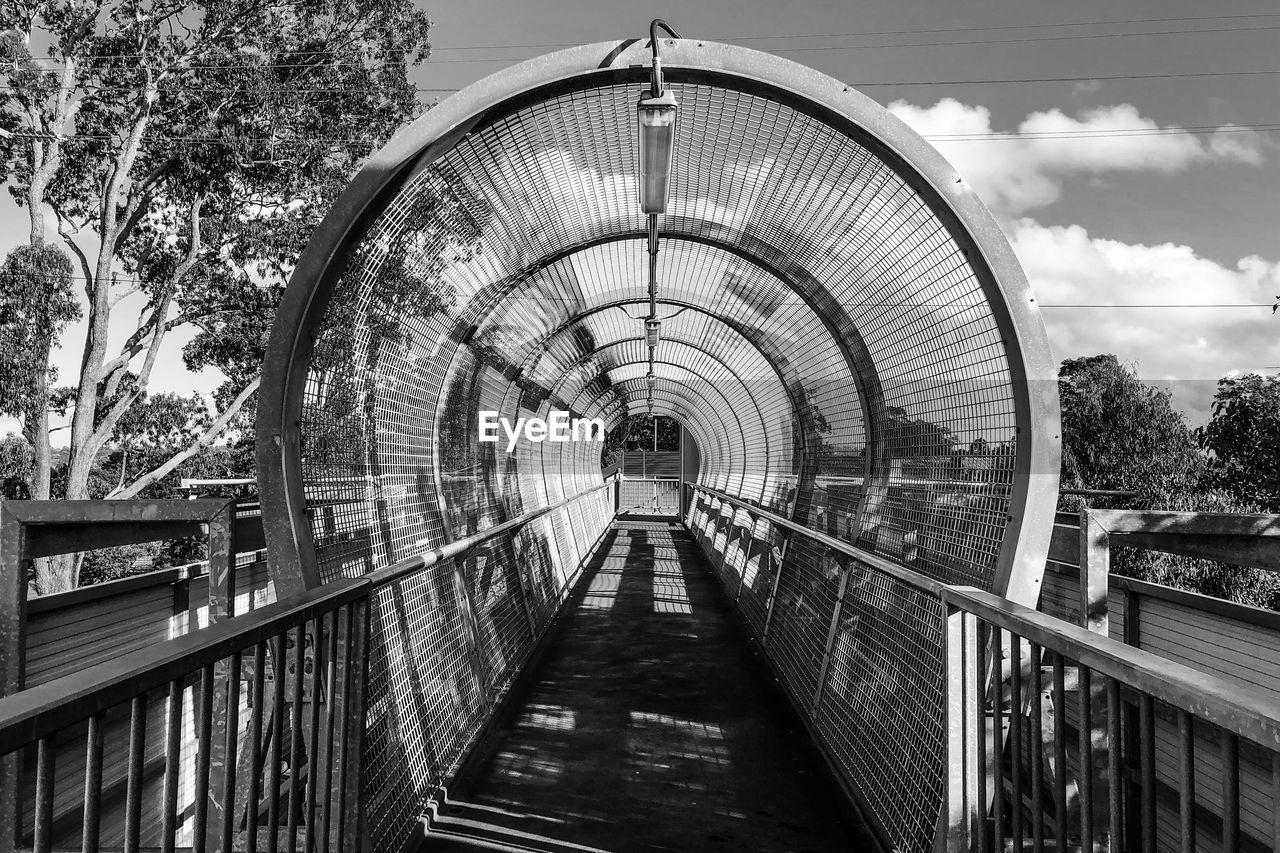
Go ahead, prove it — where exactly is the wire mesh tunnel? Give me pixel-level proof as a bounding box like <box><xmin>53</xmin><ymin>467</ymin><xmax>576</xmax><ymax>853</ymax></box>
<box><xmin>257</xmin><ymin>38</ymin><xmax>1060</xmax><ymax>853</ymax></box>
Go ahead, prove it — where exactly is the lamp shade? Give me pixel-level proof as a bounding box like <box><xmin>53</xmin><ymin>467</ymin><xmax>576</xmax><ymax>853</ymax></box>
<box><xmin>644</xmin><ymin>318</ymin><xmax>661</xmax><ymax>348</ymax></box>
<box><xmin>637</xmin><ymin>90</ymin><xmax>678</xmax><ymax>214</ymax></box>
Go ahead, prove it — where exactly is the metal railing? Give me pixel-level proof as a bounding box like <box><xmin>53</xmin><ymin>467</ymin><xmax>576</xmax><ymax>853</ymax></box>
<box><xmin>0</xmin><ymin>480</ymin><xmax>617</xmax><ymax>853</ymax></box>
<box><xmin>617</xmin><ymin>477</ymin><xmax>680</xmax><ymax>516</ymax></box>
<box><xmin>687</xmin><ymin>483</ymin><xmax>1280</xmax><ymax>853</ymax></box>
<box><xmin>0</xmin><ymin>577</ymin><xmax>369</xmax><ymax>853</ymax></box>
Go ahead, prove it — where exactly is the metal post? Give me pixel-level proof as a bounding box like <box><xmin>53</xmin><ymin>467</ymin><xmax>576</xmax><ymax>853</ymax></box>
<box><xmin>1079</xmin><ymin>509</ymin><xmax>1109</xmax><ymax>635</ymax></box>
<box><xmin>204</xmin><ymin>503</ymin><xmax>236</xmax><ymax>853</ymax></box>
<box><xmin>937</xmin><ymin>602</ymin><xmax>980</xmax><ymax>852</ymax></box>
<box><xmin>761</xmin><ymin>530</ymin><xmax>791</xmax><ymax>645</ymax></box>
<box><xmin>341</xmin><ymin>599</ymin><xmax>370</xmax><ymax>853</ymax></box>
<box><xmin>1079</xmin><ymin>509</ymin><xmax>1112</xmax><ymax>849</ymax></box>
<box><xmin>811</xmin><ymin>556</ymin><xmax>851</xmax><ymax>716</ymax></box>
<box><xmin>0</xmin><ymin>508</ymin><xmax>22</xmax><ymax>853</ymax></box>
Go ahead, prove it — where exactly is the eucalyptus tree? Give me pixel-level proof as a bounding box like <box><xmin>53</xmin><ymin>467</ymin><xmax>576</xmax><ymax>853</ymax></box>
<box><xmin>2</xmin><ymin>0</ymin><xmax>432</xmax><ymax>588</ymax></box>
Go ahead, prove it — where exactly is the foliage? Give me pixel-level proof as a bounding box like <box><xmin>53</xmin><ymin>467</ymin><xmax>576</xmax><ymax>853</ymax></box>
<box><xmin>0</xmin><ymin>246</ymin><xmax>80</xmax><ymax>419</ymax></box>
<box><xmin>0</xmin><ymin>434</ymin><xmax>35</xmax><ymax>499</ymax></box>
<box><xmin>1196</xmin><ymin>373</ymin><xmax>1280</xmax><ymax>513</ymax></box>
<box><xmin>3</xmin><ymin>0</ymin><xmax>433</xmax><ymax>588</ymax></box>
<box><xmin>1057</xmin><ymin>355</ymin><xmax>1280</xmax><ymax>610</ymax></box>
<box><xmin>883</xmin><ymin>406</ymin><xmax>957</xmax><ymax>458</ymax></box>
<box><xmin>602</xmin><ymin>415</ymin><xmax>680</xmax><ymax>468</ymax></box>
<box><xmin>1057</xmin><ymin>354</ymin><xmax>1204</xmax><ymax>509</ymax></box>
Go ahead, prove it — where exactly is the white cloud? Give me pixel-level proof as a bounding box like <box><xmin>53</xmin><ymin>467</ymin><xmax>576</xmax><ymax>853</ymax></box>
<box><xmin>1011</xmin><ymin>219</ymin><xmax>1280</xmax><ymax>422</ymax></box>
<box><xmin>888</xmin><ymin>98</ymin><xmax>1266</xmax><ymax>215</ymax></box>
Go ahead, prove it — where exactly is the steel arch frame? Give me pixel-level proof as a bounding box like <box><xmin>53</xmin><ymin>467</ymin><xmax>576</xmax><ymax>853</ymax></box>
<box><xmin>258</xmin><ymin>37</ymin><xmax>1059</xmax><ymax>603</ymax></box>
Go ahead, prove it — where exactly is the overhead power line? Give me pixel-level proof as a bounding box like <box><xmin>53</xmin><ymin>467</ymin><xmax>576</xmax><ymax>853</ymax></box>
<box><xmin>9</xmin><ymin>123</ymin><xmax>1276</xmax><ymax>147</ymax></box>
<box><xmin>13</xmin><ymin>22</ymin><xmax>1280</xmax><ymax>69</ymax></box>
<box><xmin>5</xmin><ymin>69</ymin><xmax>1280</xmax><ymax>95</ymax></box>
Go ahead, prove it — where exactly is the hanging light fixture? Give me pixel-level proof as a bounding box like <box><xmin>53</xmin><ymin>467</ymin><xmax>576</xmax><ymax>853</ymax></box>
<box><xmin>636</xmin><ymin>19</ymin><xmax>681</xmax><ymax>214</ymax></box>
<box><xmin>644</xmin><ymin>318</ymin><xmax>662</xmax><ymax>349</ymax></box>
<box><xmin>637</xmin><ymin>91</ymin><xmax>678</xmax><ymax>214</ymax></box>
<box><xmin>646</xmin><ymin>371</ymin><xmax>657</xmax><ymax>389</ymax></box>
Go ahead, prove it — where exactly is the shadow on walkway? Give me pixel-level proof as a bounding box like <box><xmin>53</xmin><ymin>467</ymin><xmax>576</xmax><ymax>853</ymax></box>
<box><xmin>424</xmin><ymin>521</ymin><xmax>877</xmax><ymax>852</ymax></box>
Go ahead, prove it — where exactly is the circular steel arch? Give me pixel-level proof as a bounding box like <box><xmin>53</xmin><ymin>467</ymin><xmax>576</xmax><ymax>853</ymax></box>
<box><xmin>258</xmin><ymin>37</ymin><xmax>1060</xmax><ymax>603</ymax></box>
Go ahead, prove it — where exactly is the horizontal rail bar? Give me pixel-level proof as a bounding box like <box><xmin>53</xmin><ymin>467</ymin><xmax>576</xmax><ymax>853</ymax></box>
<box><xmin>0</xmin><ymin>578</ymin><xmax>366</xmax><ymax>748</ymax></box>
<box><xmin>1090</xmin><ymin>509</ymin><xmax>1280</xmax><ymax>537</ymax></box>
<box><xmin>689</xmin><ymin>483</ymin><xmax>949</xmax><ymax>596</ymax></box>
<box><xmin>4</xmin><ymin>482</ymin><xmax>616</xmax><ymax>748</ymax></box>
<box><xmin>368</xmin><ymin>481</ymin><xmax>614</xmax><ymax>586</ymax></box>
<box><xmin>940</xmin><ymin>584</ymin><xmax>1280</xmax><ymax>752</ymax></box>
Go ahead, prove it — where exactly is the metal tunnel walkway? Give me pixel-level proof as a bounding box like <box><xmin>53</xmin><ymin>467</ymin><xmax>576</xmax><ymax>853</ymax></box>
<box><xmin>4</xmin><ymin>28</ymin><xmax>1280</xmax><ymax>853</ymax></box>
<box><xmin>424</xmin><ymin>520</ymin><xmax>875</xmax><ymax>852</ymax></box>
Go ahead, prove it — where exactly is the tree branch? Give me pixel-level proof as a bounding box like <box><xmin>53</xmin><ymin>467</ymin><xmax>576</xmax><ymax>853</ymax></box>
<box><xmin>108</xmin><ymin>376</ymin><xmax>259</xmax><ymax>499</ymax></box>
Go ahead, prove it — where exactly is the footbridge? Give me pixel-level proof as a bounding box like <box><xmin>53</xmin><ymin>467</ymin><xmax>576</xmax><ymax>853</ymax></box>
<box><xmin>3</xmin><ymin>31</ymin><xmax>1280</xmax><ymax>853</ymax></box>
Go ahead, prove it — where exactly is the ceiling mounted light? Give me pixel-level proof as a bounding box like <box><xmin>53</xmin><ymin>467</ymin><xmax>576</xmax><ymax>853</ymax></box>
<box><xmin>646</xmin><ymin>372</ymin><xmax>657</xmax><ymax>389</ymax></box>
<box><xmin>637</xmin><ymin>19</ymin><xmax>681</xmax><ymax>215</ymax></box>
<box><xmin>637</xmin><ymin>90</ymin><xmax>678</xmax><ymax>214</ymax></box>
<box><xmin>645</xmin><ymin>318</ymin><xmax>661</xmax><ymax>349</ymax></box>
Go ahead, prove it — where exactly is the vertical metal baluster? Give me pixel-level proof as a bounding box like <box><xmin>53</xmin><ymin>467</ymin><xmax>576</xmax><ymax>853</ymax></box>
<box><xmin>1011</xmin><ymin>634</ymin><xmax>1024</xmax><ymax>847</ymax></box>
<box><xmin>124</xmin><ymin>694</ymin><xmax>147</xmax><ymax>853</ymax></box>
<box><xmin>1052</xmin><ymin>658</ymin><xmax>1066</xmax><ymax>853</ymax></box>
<box><xmin>341</xmin><ymin>599</ymin><xmax>371</xmax><ymax>853</ymax></box>
<box><xmin>993</xmin><ymin>628</ymin><xmax>1006</xmax><ymax>853</ymax></box>
<box><xmin>1139</xmin><ymin>694</ymin><xmax>1155</xmax><ymax>853</ymax></box>
<box><xmin>336</xmin><ymin>606</ymin><xmax>355</xmax><ymax>850</ymax></box>
<box><xmin>287</xmin><ymin>623</ymin><xmax>306</xmax><ymax>850</ymax></box>
<box><xmin>33</xmin><ymin>737</ymin><xmax>54</xmax><ymax>853</ymax></box>
<box><xmin>82</xmin><ymin>713</ymin><xmax>105</xmax><ymax>852</ymax></box>
<box><xmin>194</xmin><ymin>665</ymin><xmax>215</xmax><ymax>853</ymax></box>
<box><xmin>162</xmin><ymin>678</ymin><xmax>183</xmax><ymax>853</ymax></box>
<box><xmin>321</xmin><ymin>609</ymin><xmax>341</xmax><ymax>853</ymax></box>
<box><xmin>1178</xmin><ymin>712</ymin><xmax>1195</xmax><ymax>853</ymax></box>
<box><xmin>268</xmin><ymin>632</ymin><xmax>288</xmax><ymax>853</ymax></box>
<box><xmin>976</xmin><ymin>622</ymin><xmax>989</xmax><ymax>853</ymax></box>
<box><xmin>247</xmin><ymin>641</ymin><xmax>267</xmax><ymax>853</ymax></box>
<box><xmin>1222</xmin><ymin>732</ymin><xmax>1239</xmax><ymax>852</ymax></box>
<box><xmin>1107</xmin><ymin>678</ymin><xmax>1123</xmax><ymax>853</ymax></box>
<box><xmin>1030</xmin><ymin>644</ymin><xmax>1044</xmax><ymax>853</ymax></box>
<box><xmin>304</xmin><ymin>615</ymin><xmax>326</xmax><ymax>853</ymax></box>
<box><xmin>221</xmin><ymin>651</ymin><xmax>243</xmax><ymax>853</ymax></box>
<box><xmin>1272</xmin><ymin>752</ymin><xmax>1280</xmax><ymax>853</ymax></box>
<box><xmin>1078</xmin><ymin>666</ymin><xmax>1094</xmax><ymax>853</ymax></box>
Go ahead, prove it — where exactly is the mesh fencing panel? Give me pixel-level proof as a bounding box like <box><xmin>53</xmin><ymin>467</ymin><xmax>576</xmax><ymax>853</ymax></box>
<box><xmin>293</xmin><ymin>65</ymin><xmax>1035</xmax><ymax>851</ymax></box>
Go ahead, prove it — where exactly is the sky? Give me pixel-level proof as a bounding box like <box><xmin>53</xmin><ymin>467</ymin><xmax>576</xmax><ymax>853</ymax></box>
<box><xmin>3</xmin><ymin>0</ymin><xmax>1278</xmax><ymax>436</ymax></box>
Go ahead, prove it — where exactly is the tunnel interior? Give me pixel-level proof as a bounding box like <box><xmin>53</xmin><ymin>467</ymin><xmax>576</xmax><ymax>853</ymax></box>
<box><xmin>257</xmin><ymin>39</ymin><xmax>1059</xmax><ymax>853</ymax></box>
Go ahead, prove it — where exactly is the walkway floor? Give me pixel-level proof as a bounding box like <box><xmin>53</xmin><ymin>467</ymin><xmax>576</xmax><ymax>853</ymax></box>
<box><xmin>424</xmin><ymin>521</ymin><xmax>877</xmax><ymax>853</ymax></box>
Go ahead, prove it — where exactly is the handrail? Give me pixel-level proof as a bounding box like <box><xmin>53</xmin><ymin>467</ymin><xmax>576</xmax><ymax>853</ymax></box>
<box><xmin>368</xmin><ymin>481</ymin><xmax>615</xmax><ymax>586</ymax></box>
<box><xmin>2</xmin><ymin>481</ymin><xmax>617</xmax><ymax>749</ymax></box>
<box><xmin>689</xmin><ymin>482</ymin><xmax>949</xmax><ymax>596</ymax></box>
<box><xmin>0</xmin><ymin>578</ymin><xmax>367</xmax><ymax>748</ymax></box>
<box><xmin>691</xmin><ymin>482</ymin><xmax>1280</xmax><ymax>753</ymax></box>
<box><xmin>942</xmin><ymin>584</ymin><xmax>1280</xmax><ymax>752</ymax></box>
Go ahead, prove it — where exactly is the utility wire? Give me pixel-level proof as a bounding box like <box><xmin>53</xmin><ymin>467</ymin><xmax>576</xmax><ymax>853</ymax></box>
<box><xmin>6</xmin><ymin>69</ymin><xmax>1280</xmax><ymax>95</ymax></box>
<box><xmin>8</xmin><ymin>123</ymin><xmax>1276</xmax><ymax>146</ymax></box>
<box><xmin>13</xmin><ymin>23</ymin><xmax>1280</xmax><ymax>70</ymax></box>
<box><xmin>15</xmin><ymin>12</ymin><xmax>1280</xmax><ymax>61</ymax></box>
